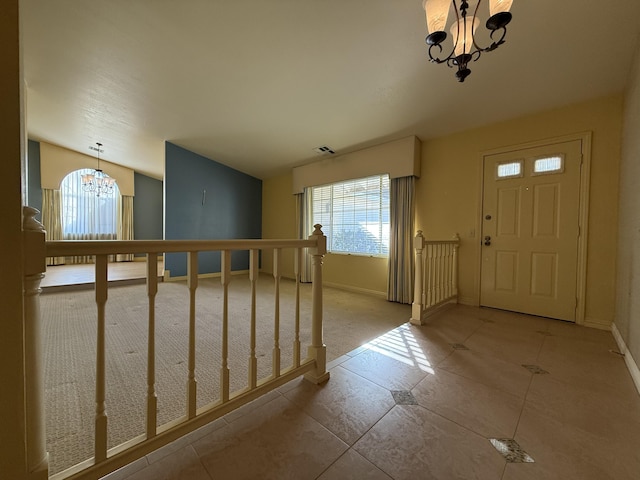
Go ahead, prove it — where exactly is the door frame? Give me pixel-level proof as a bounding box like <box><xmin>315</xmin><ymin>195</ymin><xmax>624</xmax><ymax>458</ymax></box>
<box><xmin>476</xmin><ymin>132</ymin><xmax>592</xmax><ymax>325</ymax></box>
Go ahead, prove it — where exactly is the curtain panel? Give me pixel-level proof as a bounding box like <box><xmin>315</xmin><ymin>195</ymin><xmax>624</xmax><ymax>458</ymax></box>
<box><xmin>63</xmin><ymin>233</ymin><xmax>117</xmax><ymax>264</ymax></box>
<box><xmin>387</xmin><ymin>176</ymin><xmax>415</xmax><ymax>304</ymax></box>
<box><xmin>117</xmin><ymin>195</ymin><xmax>134</xmax><ymax>262</ymax></box>
<box><xmin>296</xmin><ymin>188</ymin><xmax>313</xmax><ymax>283</ymax></box>
<box><xmin>42</xmin><ymin>188</ymin><xmax>65</xmax><ymax>265</ymax></box>
<box><xmin>43</xmin><ymin>181</ymin><xmax>133</xmax><ymax>265</ymax></box>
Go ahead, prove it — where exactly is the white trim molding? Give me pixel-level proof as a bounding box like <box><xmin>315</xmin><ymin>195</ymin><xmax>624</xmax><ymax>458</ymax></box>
<box><xmin>292</xmin><ymin>136</ymin><xmax>421</xmax><ymax>193</ymax></box>
<box><xmin>322</xmin><ymin>281</ymin><xmax>387</xmax><ymax>299</ymax></box>
<box><xmin>611</xmin><ymin>323</ymin><xmax>640</xmax><ymax>395</ymax></box>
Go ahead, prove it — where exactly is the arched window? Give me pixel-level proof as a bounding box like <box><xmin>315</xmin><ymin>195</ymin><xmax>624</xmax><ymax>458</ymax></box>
<box><xmin>60</xmin><ymin>169</ymin><xmax>120</xmax><ymax>239</ymax></box>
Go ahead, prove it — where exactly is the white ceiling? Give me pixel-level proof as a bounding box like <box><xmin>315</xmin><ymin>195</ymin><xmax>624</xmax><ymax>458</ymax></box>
<box><xmin>21</xmin><ymin>0</ymin><xmax>640</xmax><ymax>180</ymax></box>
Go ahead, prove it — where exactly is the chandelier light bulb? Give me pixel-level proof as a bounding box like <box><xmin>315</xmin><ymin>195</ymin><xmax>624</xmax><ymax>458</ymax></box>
<box><xmin>451</xmin><ymin>16</ymin><xmax>479</xmax><ymax>57</ymax></box>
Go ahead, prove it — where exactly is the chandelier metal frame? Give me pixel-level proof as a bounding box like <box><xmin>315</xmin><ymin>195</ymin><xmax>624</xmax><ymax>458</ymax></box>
<box><xmin>81</xmin><ymin>142</ymin><xmax>116</xmax><ymax>197</ymax></box>
<box><xmin>424</xmin><ymin>0</ymin><xmax>513</xmax><ymax>82</ymax></box>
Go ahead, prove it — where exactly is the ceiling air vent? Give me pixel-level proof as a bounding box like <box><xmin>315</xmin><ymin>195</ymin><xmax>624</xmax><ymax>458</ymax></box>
<box><xmin>313</xmin><ymin>145</ymin><xmax>336</xmax><ymax>156</ymax></box>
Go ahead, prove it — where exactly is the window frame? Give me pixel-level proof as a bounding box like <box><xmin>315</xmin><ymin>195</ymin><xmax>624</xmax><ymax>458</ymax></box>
<box><xmin>60</xmin><ymin>168</ymin><xmax>120</xmax><ymax>238</ymax></box>
<box><xmin>531</xmin><ymin>154</ymin><xmax>565</xmax><ymax>176</ymax></box>
<box><xmin>310</xmin><ymin>174</ymin><xmax>390</xmax><ymax>257</ymax></box>
<box><xmin>495</xmin><ymin>159</ymin><xmax>524</xmax><ymax>180</ymax></box>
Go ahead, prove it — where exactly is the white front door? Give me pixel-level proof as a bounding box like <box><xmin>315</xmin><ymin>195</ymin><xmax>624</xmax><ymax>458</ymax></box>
<box><xmin>480</xmin><ymin>140</ymin><xmax>582</xmax><ymax>321</ymax></box>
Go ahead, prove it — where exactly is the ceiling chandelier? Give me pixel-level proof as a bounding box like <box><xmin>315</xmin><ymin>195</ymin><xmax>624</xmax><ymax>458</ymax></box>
<box><xmin>423</xmin><ymin>0</ymin><xmax>514</xmax><ymax>82</ymax></box>
<box><xmin>82</xmin><ymin>142</ymin><xmax>116</xmax><ymax>197</ymax></box>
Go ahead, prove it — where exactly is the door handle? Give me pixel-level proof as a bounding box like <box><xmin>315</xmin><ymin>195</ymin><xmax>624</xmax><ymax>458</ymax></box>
<box><xmin>484</xmin><ymin>236</ymin><xmax>491</xmax><ymax>246</ymax></box>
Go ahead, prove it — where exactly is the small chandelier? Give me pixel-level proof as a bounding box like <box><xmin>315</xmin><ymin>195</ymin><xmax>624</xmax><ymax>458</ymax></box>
<box><xmin>423</xmin><ymin>0</ymin><xmax>514</xmax><ymax>82</ymax></box>
<box><xmin>82</xmin><ymin>142</ymin><xmax>116</xmax><ymax>197</ymax></box>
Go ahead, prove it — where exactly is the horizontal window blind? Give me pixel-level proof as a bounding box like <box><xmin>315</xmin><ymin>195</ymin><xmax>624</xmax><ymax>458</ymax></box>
<box><xmin>312</xmin><ymin>175</ymin><xmax>390</xmax><ymax>255</ymax></box>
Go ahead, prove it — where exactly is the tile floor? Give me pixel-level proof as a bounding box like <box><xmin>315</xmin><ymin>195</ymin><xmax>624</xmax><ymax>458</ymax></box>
<box><xmin>102</xmin><ymin>305</ymin><xmax>640</xmax><ymax>480</ymax></box>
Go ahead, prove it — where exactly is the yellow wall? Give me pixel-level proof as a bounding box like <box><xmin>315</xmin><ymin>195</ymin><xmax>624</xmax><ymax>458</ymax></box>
<box><xmin>40</xmin><ymin>141</ymin><xmax>135</xmax><ymax>195</ymax></box>
<box><xmin>261</xmin><ymin>173</ymin><xmax>297</xmax><ymax>278</ymax></box>
<box><xmin>322</xmin><ymin>253</ymin><xmax>388</xmax><ymax>295</ymax></box>
<box><xmin>417</xmin><ymin>94</ymin><xmax>623</xmax><ymax>328</ymax></box>
<box><xmin>263</xmin><ymin>95</ymin><xmax>624</xmax><ymax>324</ymax></box>
<box><xmin>615</xmin><ymin>43</ymin><xmax>640</xmax><ymax>365</ymax></box>
<box><xmin>262</xmin><ymin>173</ymin><xmax>389</xmax><ymax>295</ymax></box>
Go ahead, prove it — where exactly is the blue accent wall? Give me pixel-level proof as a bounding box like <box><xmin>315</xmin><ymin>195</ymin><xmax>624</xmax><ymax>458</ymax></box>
<box><xmin>27</xmin><ymin>140</ymin><xmax>42</xmax><ymax>221</ymax></box>
<box><xmin>164</xmin><ymin>142</ymin><xmax>262</xmax><ymax>277</ymax></box>
<box><xmin>133</xmin><ymin>172</ymin><xmax>163</xmax><ymax>240</ymax></box>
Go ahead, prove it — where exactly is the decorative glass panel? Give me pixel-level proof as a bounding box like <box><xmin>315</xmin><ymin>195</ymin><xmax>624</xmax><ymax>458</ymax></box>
<box><xmin>496</xmin><ymin>161</ymin><xmax>522</xmax><ymax>179</ymax></box>
<box><xmin>534</xmin><ymin>156</ymin><xmax>563</xmax><ymax>174</ymax></box>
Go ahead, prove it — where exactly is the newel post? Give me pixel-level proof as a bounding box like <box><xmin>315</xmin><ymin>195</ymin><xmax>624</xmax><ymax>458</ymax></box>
<box><xmin>22</xmin><ymin>206</ymin><xmax>49</xmax><ymax>480</ymax></box>
<box><xmin>304</xmin><ymin>224</ymin><xmax>330</xmax><ymax>384</ymax></box>
<box><xmin>410</xmin><ymin>230</ymin><xmax>425</xmax><ymax>326</ymax></box>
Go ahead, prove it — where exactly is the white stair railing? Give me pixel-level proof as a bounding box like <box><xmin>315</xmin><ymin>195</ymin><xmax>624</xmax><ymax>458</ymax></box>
<box><xmin>410</xmin><ymin>230</ymin><xmax>460</xmax><ymax>325</ymax></box>
<box><xmin>27</xmin><ymin>216</ymin><xmax>328</xmax><ymax>480</ymax></box>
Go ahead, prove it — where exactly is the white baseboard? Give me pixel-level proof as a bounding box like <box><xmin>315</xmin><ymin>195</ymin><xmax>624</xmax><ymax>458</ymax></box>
<box><xmin>458</xmin><ymin>296</ymin><xmax>479</xmax><ymax>306</ymax></box>
<box><xmin>611</xmin><ymin>323</ymin><xmax>640</xmax><ymax>396</ymax></box>
<box><xmin>164</xmin><ymin>269</ymin><xmax>250</xmax><ymax>282</ymax></box>
<box><xmin>423</xmin><ymin>299</ymin><xmax>456</xmax><ymax>321</ymax></box>
<box><xmin>321</xmin><ymin>281</ymin><xmax>387</xmax><ymax>299</ymax></box>
<box><xmin>583</xmin><ymin>316</ymin><xmax>612</xmax><ymax>331</ymax></box>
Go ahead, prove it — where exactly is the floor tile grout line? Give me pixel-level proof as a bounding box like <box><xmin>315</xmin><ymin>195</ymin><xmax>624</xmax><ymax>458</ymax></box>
<box><xmin>499</xmin><ymin>460</ymin><xmax>509</xmax><ymax>480</ymax></box>
<box><xmin>436</xmin><ymin>357</ymin><xmax>531</xmax><ymax>400</ymax></box>
<box><xmin>318</xmin><ymin>389</ymin><xmax>399</xmax><ymax>480</ymax></box>
<box><xmin>410</xmin><ymin>397</ymin><xmax>517</xmax><ymax>457</ymax></box>
<box><xmin>505</xmin><ymin>333</ymin><xmax>548</xmax><ymax>464</ymax></box>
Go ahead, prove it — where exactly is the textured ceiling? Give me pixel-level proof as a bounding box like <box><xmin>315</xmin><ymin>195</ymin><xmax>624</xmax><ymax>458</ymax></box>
<box><xmin>21</xmin><ymin>0</ymin><xmax>640</xmax><ymax>180</ymax></box>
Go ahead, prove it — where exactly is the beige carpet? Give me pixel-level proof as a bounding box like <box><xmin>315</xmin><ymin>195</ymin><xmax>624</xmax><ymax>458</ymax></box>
<box><xmin>41</xmin><ymin>274</ymin><xmax>410</xmax><ymax>474</ymax></box>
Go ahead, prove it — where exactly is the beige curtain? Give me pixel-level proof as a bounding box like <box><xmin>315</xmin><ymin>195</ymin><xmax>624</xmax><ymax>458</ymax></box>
<box><xmin>64</xmin><ymin>233</ymin><xmax>116</xmax><ymax>264</ymax></box>
<box><xmin>387</xmin><ymin>176</ymin><xmax>415</xmax><ymax>304</ymax></box>
<box><xmin>296</xmin><ymin>188</ymin><xmax>313</xmax><ymax>283</ymax></box>
<box><xmin>117</xmin><ymin>195</ymin><xmax>134</xmax><ymax>262</ymax></box>
<box><xmin>42</xmin><ymin>188</ymin><xmax>66</xmax><ymax>265</ymax></box>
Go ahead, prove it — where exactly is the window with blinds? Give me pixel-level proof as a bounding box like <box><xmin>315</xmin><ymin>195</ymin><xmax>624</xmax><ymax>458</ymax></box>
<box><xmin>311</xmin><ymin>174</ymin><xmax>390</xmax><ymax>256</ymax></box>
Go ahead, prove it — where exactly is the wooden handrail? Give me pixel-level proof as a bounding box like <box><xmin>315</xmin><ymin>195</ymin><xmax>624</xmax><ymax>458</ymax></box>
<box><xmin>46</xmin><ymin>238</ymin><xmax>316</xmax><ymax>256</ymax></box>
<box><xmin>33</xmin><ymin>225</ymin><xmax>329</xmax><ymax>480</ymax></box>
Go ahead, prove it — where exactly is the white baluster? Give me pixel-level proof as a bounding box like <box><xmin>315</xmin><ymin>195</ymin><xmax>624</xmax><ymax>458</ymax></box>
<box><xmin>22</xmin><ymin>206</ymin><xmax>49</xmax><ymax>479</ymax></box>
<box><xmin>187</xmin><ymin>252</ymin><xmax>198</xmax><ymax>418</ymax></box>
<box><xmin>95</xmin><ymin>254</ymin><xmax>108</xmax><ymax>462</ymax></box>
<box><xmin>453</xmin><ymin>234</ymin><xmax>460</xmax><ymax>299</ymax></box>
<box><xmin>248</xmin><ymin>249</ymin><xmax>259</xmax><ymax>388</ymax></box>
<box><xmin>440</xmin><ymin>244</ymin><xmax>445</xmax><ymax>303</ymax></box>
<box><xmin>411</xmin><ymin>230</ymin><xmax>425</xmax><ymax>325</ymax></box>
<box><xmin>304</xmin><ymin>225</ymin><xmax>329</xmax><ymax>384</ymax></box>
<box><xmin>220</xmin><ymin>250</ymin><xmax>231</xmax><ymax>402</ymax></box>
<box><xmin>293</xmin><ymin>247</ymin><xmax>302</xmax><ymax>367</ymax></box>
<box><xmin>445</xmin><ymin>244</ymin><xmax>451</xmax><ymax>300</ymax></box>
<box><xmin>427</xmin><ymin>244</ymin><xmax>435</xmax><ymax>308</ymax></box>
<box><xmin>272</xmin><ymin>248</ymin><xmax>281</xmax><ymax>377</ymax></box>
<box><xmin>432</xmin><ymin>244</ymin><xmax>438</xmax><ymax>305</ymax></box>
<box><xmin>146</xmin><ymin>252</ymin><xmax>158</xmax><ymax>437</ymax></box>
<box><xmin>432</xmin><ymin>244</ymin><xmax>442</xmax><ymax>305</ymax></box>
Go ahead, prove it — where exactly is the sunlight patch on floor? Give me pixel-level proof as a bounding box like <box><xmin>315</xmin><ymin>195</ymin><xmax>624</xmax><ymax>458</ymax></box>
<box><xmin>364</xmin><ymin>324</ymin><xmax>435</xmax><ymax>374</ymax></box>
